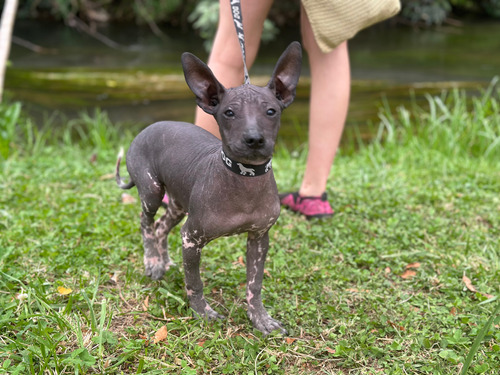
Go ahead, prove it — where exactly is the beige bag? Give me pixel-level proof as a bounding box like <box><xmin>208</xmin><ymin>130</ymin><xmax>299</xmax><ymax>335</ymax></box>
<box><xmin>302</xmin><ymin>0</ymin><xmax>401</xmax><ymax>53</ymax></box>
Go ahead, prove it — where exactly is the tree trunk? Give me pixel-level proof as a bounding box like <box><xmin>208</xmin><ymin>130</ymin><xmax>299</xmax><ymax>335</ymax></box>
<box><xmin>0</xmin><ymin>0</ymin><xmax>19</xmax><ymax>103</ymax></box>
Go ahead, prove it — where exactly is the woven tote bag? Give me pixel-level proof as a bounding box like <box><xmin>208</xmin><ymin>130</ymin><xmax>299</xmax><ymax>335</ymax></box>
<box><xmin>302</xmin><ymin>0</ymin><xmax>401</xmax><ymax>52</ymax></box>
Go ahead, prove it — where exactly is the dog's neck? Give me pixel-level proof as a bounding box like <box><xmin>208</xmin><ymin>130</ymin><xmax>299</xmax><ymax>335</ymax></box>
<box><xmin>220</xmin><ymin>150</ymin><xmax>272</xmax><ymax>177</ymax></box>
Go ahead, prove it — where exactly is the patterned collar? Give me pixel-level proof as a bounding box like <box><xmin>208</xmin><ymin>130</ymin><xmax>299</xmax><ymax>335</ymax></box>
<box><xmin>221</xmin><ymin>150</ymin><xmax>272</xmax><ymax>177</ymax></box>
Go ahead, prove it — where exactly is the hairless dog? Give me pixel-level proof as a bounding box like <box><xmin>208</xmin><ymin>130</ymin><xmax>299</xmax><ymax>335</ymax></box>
<box><xmin>116</xmin><ymin>42</ymin><xmax>302</xmax><ymax>335</ymax></box>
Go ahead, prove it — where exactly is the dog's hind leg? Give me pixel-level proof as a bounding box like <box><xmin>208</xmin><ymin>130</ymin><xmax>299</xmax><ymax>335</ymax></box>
<box><xmin>155</xmin><ymin>198</ymin><xmax>186</xmax><ymax>272</ymax></box>
<box><xmin>136</xmin><ymin>178</ymin><xmax>167</xmax><ymax>280</ymax></box>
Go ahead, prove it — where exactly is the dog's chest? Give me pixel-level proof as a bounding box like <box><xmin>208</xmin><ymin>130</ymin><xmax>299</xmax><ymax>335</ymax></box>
<box><xmin>194</xmin><ymin>194</ymin><xmax>280</xmax><ymax>238</ymax></box>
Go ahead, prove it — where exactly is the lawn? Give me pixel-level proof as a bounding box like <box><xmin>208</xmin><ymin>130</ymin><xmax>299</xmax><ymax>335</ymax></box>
<box><xmin>0</xmin><ymin>82</ymin><xmax>499</xmax><ymax>374</ymax></box>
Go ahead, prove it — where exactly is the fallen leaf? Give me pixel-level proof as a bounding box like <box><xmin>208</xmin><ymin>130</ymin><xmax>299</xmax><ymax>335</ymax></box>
<box><xmin>153</xmin><ymin>325</ymin><xmax>168</xmax><ymax>344</ymax></box>
<box><xmin>462</xmin><ymin>275</ymin><xmax>494</xmax><ymax>299</ymax></box>
<box><xmin>462</xmin><ymin>275</ymin><xmax>477</xmax><ymax>293</ymax></box>
<box><xmin>325</xmin><ymin>347</ymin><xmax>335</xmax><ymax>354</ymax></box>
<box><xmin>110</xmin><ymin>271</ymin><xmax>120</xmax><ymax>284</ymax></box>
<box><xmin>406</xmin><ymin>262</ymin><xmax>421</xmax><ymax>269</ymax></box>
<box><xmin>450</xmin><ymin>307</ymin><xmax>457</xmax><ymax>316</ymax></box>
<box><xmin>143</xmin><ymin>295</ymin><xmax>149</xmax><ymax>311</ymax></box>
<box><xmin>384</xmin><ymin>267</ymin><xmax>391</xmax><ymax>275</ymax></box>
<box><xmin>197</xmin><ymin>339</ymin><xmax>206</xmax><ymax>347</ymax></box>
<box><xmin>238</xmin><ymin>256</ymin><xmax>245</xmax><ymax>267</ymax></box>
<box><xmin>264</xmin><ymin>269</ymin><xmax>271</xmax><ymax>277</ymax></box>
<box><xmin>57</xmin><ymin>286</ymin><xmax>73</xmax><ymax>295</ymax></box>
<box><xmin>121</xmin><ymin>193</ymin><xmax>136</xmax><ymax>204</ymax></box>
<box><xmin>99</xmin><ymin>173</ymin><xmax>115</xmax><ymax>180</ymax></box>
<box><xmin>400</xmin><ymin>270</ymin><xmax>417</xmax><ymax>279</ymax></box>
<box><xmin>286</xmin><ymin>337</ymin><xmax>297</xmax><ymax>345</ymax></box>
<box><xmin>15</xmin><ymin>293</ymin><xmax>29</xmax><ymax>301</ymax></box>
<box><xmin>388</xmin><ymin>320</ymin><xmax>405</xmax><ymax>331</ymax></box>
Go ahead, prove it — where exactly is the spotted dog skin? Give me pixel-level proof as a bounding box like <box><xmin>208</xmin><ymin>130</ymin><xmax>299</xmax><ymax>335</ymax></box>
<box><xmin>116</xmin><ymin>42</ymin><xmax>302</xmax><ymax>335</ymax></box>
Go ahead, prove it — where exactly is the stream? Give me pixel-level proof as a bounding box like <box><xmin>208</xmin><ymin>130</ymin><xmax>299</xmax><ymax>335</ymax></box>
<box><xmin>5</xmin><ymin>19</ymin><xmax>500</xmax><ymax>146</ymax></box>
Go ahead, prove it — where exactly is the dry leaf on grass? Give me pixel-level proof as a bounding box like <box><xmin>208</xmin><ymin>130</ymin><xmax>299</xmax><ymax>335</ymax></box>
<box><xmin>400</xmin><ymin>270</ymin><xmax>417</xmax><ymax>279</ymax></box>
<box><xmin>405</xmin><ymin>262</ymin><xmax>421</xmax><ymax>269</ymax></box>
<box><xmin>462</xmin><ymin>275</ymin><xmax>494</xmax><ymax>299</ymax></box>
<box><xmin>285</xmin><ymin>338</ymin><xmax>297</xmax><ymax>345</ymax></box>
<box><xmin>121</xmin><ymin>193</ymin><xmax>136</xmax><ymax>204</ymax></box>
<box><xmin>237</xmin><ymin>256</ymin><xmax>245</xmax><ymax>267</ymax></box>
<box><xmin>99</xmin><ymin>173</ymin><xmax>115</xmax><ymax>180</ymax></box>
<box><xmin>143</xmin><ymin>295</ymin><xmax>150</xmax><ymax>311</ymax></box>
<box><xmin>153</xmin><ymin>325</ymin><xmax>168</xmax><ymax>344</ymax></box>
<box><xmin>57</xmin><ymin>286</ymin><xmax>73</xmax><ymax>295</ymax></box>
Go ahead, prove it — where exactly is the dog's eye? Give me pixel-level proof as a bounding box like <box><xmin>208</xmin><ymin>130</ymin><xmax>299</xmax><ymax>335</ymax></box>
<box><xmin>266</xmin><ymin>108</ymin><xmax>276</xmax><ymax>116</ymax></box>
<box><xmin>224</xmin><ymin>110</ymin><xmax>235</xmax><ymax>117</ymax></box>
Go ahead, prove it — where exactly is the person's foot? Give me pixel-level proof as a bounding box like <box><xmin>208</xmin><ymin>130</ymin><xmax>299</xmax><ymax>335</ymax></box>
<box><xmin>279</xmin><ymin>192</ymin><xmax>334</xmax><ymax>219</ymax></box>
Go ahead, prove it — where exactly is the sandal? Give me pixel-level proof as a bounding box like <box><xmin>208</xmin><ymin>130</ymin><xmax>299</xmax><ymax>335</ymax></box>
<box><xmin>279</xmin><ymin>191</ymin><xmax>334</xmax><ymax>220</ymax></box>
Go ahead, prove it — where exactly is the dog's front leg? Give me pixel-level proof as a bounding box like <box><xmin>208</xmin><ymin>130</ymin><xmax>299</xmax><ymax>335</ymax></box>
<box><xmin>246</xmin><ymin>231</ymin><xmax>287</xmax><ymax>335</ymax></box>
<box><xmin>181</xmin><ymin>226</ymin><xmax>224</xmax><ymax>321</ymax></box>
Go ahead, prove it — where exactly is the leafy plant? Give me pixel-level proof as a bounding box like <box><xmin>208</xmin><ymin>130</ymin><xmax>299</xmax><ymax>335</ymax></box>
<box><xmin>0</xmin><ymin>101</ymin><xmax>21</xmax><ymax>159</ymax></box>
<box><xmin>401</xmin><ymin>0</ymin><xmax>452</xmax><ymax>25</ymax></box>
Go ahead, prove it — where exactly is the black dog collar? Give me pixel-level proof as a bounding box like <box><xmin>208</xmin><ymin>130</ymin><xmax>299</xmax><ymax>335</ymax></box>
<box><xmin>221</xmin><ymin>150</ymin><xmax>272</xmax><ymax>177</ymax></box>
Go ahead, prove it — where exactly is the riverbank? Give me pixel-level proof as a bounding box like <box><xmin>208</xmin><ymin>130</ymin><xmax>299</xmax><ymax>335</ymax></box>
<box><xmin>0</xmin><ymin>83</ymin><xmax>498</xmax><ymax>373</ymax></box>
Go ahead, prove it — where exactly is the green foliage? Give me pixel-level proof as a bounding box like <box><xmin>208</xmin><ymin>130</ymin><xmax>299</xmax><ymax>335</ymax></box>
<box><xmin>0</xmin><ymin>102</ymin><xmax>21</xmax><ymax>159</ymax></box>
<box><xmin>401</xmin><ymin>0</ymin><xmax>500</xmax><ymax>24</ymax></box>
<box><xmin>479</xmin><ymin>0</ymin><xmax>500</xmax><ymax>17</ymax></box>
<box><xmin>401</xmin><ymin>0</ymin><xmax>452</xmax><ymax>25</ymax></box>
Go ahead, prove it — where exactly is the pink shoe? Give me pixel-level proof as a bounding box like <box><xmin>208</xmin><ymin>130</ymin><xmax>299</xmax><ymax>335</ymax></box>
<box><xmin>161</xmin><ymin>194</ymin><xmax>169</xmax><ymax>208</ymax></box>
<box><xmin>279</xmin><ymin>192</ymin><xmax>334</xmax><ymax>219</ymax></box>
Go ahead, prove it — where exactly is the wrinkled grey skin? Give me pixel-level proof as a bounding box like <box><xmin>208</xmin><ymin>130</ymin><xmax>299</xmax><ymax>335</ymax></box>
<box><xmin>116</xmin><ymin>42</ymin><xmax>302</xmax><ymax>335</ymax></box>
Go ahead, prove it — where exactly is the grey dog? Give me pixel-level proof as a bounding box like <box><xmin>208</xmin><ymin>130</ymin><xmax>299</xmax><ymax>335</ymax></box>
<box><xmin>116</xmin><ymin>42</ymin><xmax>302</xmax><ymax>335</ymax></box>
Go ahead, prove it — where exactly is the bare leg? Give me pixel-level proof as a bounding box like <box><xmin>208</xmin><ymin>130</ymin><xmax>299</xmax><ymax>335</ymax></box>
<box><xmin>195</xmin><ymin>0</ymin><xmax>274</xmax><ymax>137</ymax></box>
<box><xmin>299</xmin><ymin>5</ymin><xmax>351</xmax><ymax>197</ymax></box>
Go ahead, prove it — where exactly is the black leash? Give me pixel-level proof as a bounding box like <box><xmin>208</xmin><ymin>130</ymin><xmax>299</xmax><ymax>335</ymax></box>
<box><xmin>230</xmin><ymin>0</ymin><xmax>250</xmax><ymax>84</ymax></box>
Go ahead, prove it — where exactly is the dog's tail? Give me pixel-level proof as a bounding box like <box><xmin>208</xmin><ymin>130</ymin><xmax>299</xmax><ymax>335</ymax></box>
<box><xmin>116</xmin><ymin>147</ymin><xmax>135</xmax><ymax>190</ymax></box>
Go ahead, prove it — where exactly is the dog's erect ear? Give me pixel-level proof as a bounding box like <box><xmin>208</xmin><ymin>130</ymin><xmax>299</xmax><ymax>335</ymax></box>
<box><xmin>182</xmin><ymin>52</ymin><xmax>226</xmax><ymax>115</ymax></box>
<box><xmin>267</xmin><ymin>41</ymin><xmax>302</xmax><ymax>109</ymax></box>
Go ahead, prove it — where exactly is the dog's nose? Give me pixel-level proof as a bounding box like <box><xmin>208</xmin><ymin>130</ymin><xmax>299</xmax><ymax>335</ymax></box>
<box><xmin>244</xmin><ymin>132</ymin><xmax>265</xmax><ymax>149</ymax></box>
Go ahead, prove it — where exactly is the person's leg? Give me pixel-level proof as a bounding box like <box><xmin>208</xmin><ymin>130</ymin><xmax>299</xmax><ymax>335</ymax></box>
<box><xmin>280</xmin><ymin>5</ymin><xmax>350</xmax><ymax>219</ymax></box>
<box><xmin>299</xmin><ymin>6</ymin><xmax>350</xmax><ymax>198</ymax></box>
<box><xmin>195</xmin><ymin>0</ymin><xmax>274</xmax><ymax>137</ymax></box>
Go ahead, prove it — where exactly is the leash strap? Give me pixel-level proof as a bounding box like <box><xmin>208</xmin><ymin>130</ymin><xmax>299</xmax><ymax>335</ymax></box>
<box><xmin>230</xmin><ymin>0</ymin><xmax>250</xmax><ymax>84</ymax></box>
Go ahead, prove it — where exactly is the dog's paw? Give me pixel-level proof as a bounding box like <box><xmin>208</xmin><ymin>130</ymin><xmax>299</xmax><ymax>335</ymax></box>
<box><xmin>250</xmin><ymin>313</ymin><xmax>287</xmax><ymax>336</ymax></box>
<box><xmin>144</xmin><ymin>256</ymin><xmax>167</xmax><ymax>280</ymax></box>
<box><xmin>192</xmin><ymin>304</ymin><xmax>225</xmax><ymax>321</ymax></box>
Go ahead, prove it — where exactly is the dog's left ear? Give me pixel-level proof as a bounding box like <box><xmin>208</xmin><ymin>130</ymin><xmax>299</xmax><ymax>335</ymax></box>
<box><xmin>182</xmin><ymin>52</ymin><xmax>226</xmax><ymax>115</ymax></box>
<box><xmin>267</xmin><ymin>41</ymin><xmax>302</xmax><ymax>109</ymax></box>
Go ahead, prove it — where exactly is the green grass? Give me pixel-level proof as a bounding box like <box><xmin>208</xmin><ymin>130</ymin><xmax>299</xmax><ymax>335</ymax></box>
<box><xmin>0</xmin><ymin>81</ymin><xmax>499</xmax><ymax>374</ymax></box>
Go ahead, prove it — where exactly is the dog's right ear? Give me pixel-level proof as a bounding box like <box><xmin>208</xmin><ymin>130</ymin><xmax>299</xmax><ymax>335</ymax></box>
<box><xmin>181</xmin><ymin>53</ymin><xmax>226</xmax><ymax>115</ymax></box>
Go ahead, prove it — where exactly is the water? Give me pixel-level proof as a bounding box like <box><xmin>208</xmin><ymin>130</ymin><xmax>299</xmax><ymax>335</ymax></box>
<box><xmin>5</xmin><ymin>19</ymin><xmax>500</xmax><ymax>145</ymax></box>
